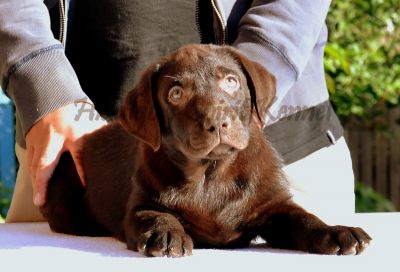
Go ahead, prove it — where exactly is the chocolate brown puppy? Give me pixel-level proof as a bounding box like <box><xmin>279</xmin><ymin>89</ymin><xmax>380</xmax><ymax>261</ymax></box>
<box><xmin>41</xmin><ymin>44</ymin><xmax>371</xmax><ymax>257</ymax></box>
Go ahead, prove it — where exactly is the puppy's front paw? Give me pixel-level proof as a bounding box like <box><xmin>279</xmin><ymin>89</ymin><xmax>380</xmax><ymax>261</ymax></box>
<box><xmin>309</xmin><ymin>226</ymin><xmax>372</xmax><ymax>255</ymax></box>
<box><xmin>136</xmin><ymin>229</ymin><xmax>194</xmax><ymax>257</ymax></box>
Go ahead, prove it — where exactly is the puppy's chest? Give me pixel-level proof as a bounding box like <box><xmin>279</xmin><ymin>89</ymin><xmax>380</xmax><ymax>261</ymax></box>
<box><xmin>157</xmin><ymin>175</ymin><xmax>256</xmax><ymax>242</ymax></box>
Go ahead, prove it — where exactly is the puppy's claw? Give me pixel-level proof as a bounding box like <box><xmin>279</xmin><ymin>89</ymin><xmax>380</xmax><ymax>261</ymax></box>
<box><xmin>137</xmin><ymin>241</ymin><xmax>147</xmax><ymax>255</ymax></box>
<box><xmin>182</xmin><ymin>235</ymin><xmax>194</xmax><ymax>256</ymax></box>
<box><xmin>137</xmin><ymin>230</ymin><xmax>193</xmax><ymax>257</ymax></box>
<box><xmin>311</xmin><ymin>226</ymin><xmax>372</xmax><ymax>255</ymax></box>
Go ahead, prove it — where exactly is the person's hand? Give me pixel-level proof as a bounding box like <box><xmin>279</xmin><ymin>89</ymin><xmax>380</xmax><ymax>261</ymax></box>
<box><xmin>25</xmin><ymin>102</ymin><xmax>107</xmax><ymax>207</ymax></box>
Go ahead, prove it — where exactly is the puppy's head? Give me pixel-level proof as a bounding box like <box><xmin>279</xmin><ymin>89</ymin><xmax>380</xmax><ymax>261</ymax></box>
<box><xmin>119</xmin><ymin>44</ymin><xmax>275</xmax><ymax>160</ymax></box>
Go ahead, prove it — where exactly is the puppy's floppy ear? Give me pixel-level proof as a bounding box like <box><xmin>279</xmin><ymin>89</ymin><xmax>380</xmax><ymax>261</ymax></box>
<box><xmin>119</xmin><ymin>63</ymin><xmax>162</xmax><ymax>151</ymax></box>
<box><xmin>224</xmin><ymin>46</ymin><xmax>276</xmax><ymax>125</ymax></box>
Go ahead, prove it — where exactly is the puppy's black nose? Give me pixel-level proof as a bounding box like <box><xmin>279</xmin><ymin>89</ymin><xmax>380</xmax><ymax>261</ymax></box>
<box><xmin>204</xmin><ymin>118</ymin><xmax>231</xmax><ymax>133</ymax></box>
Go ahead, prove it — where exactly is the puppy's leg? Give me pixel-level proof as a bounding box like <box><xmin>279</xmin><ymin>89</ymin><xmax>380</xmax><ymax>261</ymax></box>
<box><xmin>258</xmin><ymin>202</ymin><xmax>372</xmax><ymax>255</ymax></box>
<box><xmin>40</xmin><ymin>152</ymin><xmax>107</xmax><ymax>236</ymax></box>
<box><xmin>124</xmin><ymin>209</ymin><xmax>193</xmax><ymax>257</ymax></box>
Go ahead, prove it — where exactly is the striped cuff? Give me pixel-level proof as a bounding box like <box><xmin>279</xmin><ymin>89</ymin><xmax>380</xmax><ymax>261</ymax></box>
<box><xmin>6</xmin><ymin>46</ymin><xmax>90</xmax><ymax>141</ymax></box>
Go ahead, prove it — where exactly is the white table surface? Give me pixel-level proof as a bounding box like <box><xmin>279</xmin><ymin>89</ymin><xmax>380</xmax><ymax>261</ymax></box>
<box><xmin>0</xmin><ymin>213</ymin><xmax>398</xmax><ymax>272</ymax></box>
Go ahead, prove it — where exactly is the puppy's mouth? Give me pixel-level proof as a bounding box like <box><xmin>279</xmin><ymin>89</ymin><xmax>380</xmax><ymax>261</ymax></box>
<box><xmin>182</xmin><ymin>136</ymin><xmax>247</xmax><ymax>160</ymax></box>
<box><xmin>181</xmin><ymin>142</ymin><xmax>237</xmax><ymax>160</ymax></box>
<box><xmin>206</xmin><ymin>144</ymin><xmax>237</xmax><ymax>160</ymax></box>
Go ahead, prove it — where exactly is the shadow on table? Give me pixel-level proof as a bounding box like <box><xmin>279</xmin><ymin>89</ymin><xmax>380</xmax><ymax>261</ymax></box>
<box><xmin>0</xmin><ymin>223</ymin><xmax>293</xmax><ymax>257</ymax></box>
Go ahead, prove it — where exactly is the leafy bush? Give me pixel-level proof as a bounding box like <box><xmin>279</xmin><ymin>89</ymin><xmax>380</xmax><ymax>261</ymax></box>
<box><xmin>355</xmin><ymin>182</ymin><xmax>397</xmax><ymax>212</ymax></box>
<box><xmin>326</xmin><ymin>1</ymin><xmax>399</xmax><ymax>213</ymax></box>
<box><xmin>0</xmin><ymin>180</ymin><xmax>12</xmax><ymax>221</ymax></box>
<box><xmin>325</xmin><ymin>0</ymin><xmax>400</xmax><ymax>125</ymax></box>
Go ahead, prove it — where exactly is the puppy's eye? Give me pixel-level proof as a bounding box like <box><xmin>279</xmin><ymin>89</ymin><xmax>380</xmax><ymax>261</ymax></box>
<box><xmin>168</xmin><ymin>86</ymin><xmax>183</xmax><ymax>103</ymax></box>
<box><xmin>218</xmin><ymin>74</ymin><xmax>240</xmax><ymax>95</ymax></box>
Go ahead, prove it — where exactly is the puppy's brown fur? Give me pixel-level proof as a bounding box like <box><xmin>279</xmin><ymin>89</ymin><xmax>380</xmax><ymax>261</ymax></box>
<box><xmin>41</xmin><ymin>44</ymin><xmax>371</xmax><ymax>257</ymax></box>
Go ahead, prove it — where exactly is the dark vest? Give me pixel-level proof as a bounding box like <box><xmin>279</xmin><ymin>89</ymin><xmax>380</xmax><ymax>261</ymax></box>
<box><xmin>57</xmin><ymin>0</ymin><xmax>201</xmax><ymax>117</ymax></box>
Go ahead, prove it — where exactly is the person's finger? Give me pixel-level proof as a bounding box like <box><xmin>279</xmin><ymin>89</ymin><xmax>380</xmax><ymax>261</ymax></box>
<box><xmin>32</xmin><ymin>133</ymin><xmax>65</xmax><ymax>206</ymax></box>
<box><xmin>69</xmin><ymin>138</ymin><xmax>86</xmax><ymax>186</ymax></box>
<box><xmin>30</xmin><ymin>145</ymin><xmax>45</xmax><ymax>206</ymax></box>
<box><xmin>27</xmin><ymin>145</ymin><xmax>36</xmax><ymax>182</ymax></box>
<box><xmin>68</xmin><ymin>118</ymin><xmax>107</xmax><ymax>186</ymax></box>
<box><xmin>31</xmin><ymin>144</ymin><xmax>48</xmax><ymax>196</ymax></box>
<box><xmin>33</xmin><ymin>170</ymin><xmax>49</xmax><ymax>206</ymax></box>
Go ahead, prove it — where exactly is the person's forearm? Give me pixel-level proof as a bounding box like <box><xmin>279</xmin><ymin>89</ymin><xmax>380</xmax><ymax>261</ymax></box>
<box><xmin>233</xmin><ymin>0</ymin><xmax>331</xmax><ymax>104</ymax></box>
<box><xmin>0</xmin><ymin>0</ymin><xmax>89</xmax><ymax>139</ymax></box>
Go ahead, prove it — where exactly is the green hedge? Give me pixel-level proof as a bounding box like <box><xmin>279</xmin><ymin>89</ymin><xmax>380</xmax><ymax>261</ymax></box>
<box><xmin>325</xmin><ymin>0</ymin><xmax>400</xmax><ymax>125</ymax></box>
<box><xmin>355</xmin><ymin>182</ymin><xmax>397</xmax><ymax>212</ymax></box>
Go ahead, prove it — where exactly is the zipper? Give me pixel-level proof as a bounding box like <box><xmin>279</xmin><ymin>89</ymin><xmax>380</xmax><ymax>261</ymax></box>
<box><xmin>210</xmin><ymin>0</ymin><xmax>226</xmax><ymax>45</ymax></box>
<box><xmin>195</xmin><ymin>1</ymin><xmax>204</xmax><ymax>43</ymax></box>
<box><xmin>58</xmin><ymin>0</ymin><xmax>67</xmax><ymax>46</ymax></box>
